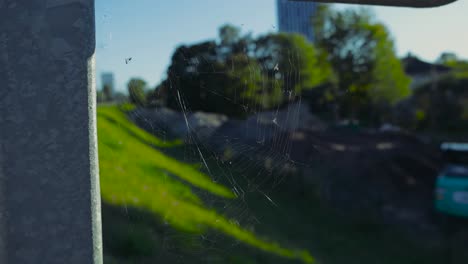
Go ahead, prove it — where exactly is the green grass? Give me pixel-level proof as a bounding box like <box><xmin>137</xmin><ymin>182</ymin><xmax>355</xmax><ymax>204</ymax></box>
<box><xmin>98</xmin><ymin>104</ymin><xmax>456</xmax><ymax>264</ymax></box>
<box><xmin>244</xmin><ymin>190</ymin><xmax>447</xmax><ymax>264</ymax></box>
<box><xmin>97</xmin><ymin>105</ymin><xmax>314</xmax><ymax>263</ymax></box>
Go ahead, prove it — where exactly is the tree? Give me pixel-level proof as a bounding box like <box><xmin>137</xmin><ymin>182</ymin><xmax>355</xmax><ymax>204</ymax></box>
<box><xmin>437</xmin><ymin>52</ymin><xmax>458</xmax><ymax>65</ymax></box>
<box><xmin>410</xmin><ymin>75</ymin><xmax>468</xmax><ymax>132</ymax></box>
<box><xmin>146</xmin><ymin>83</ymin><xmax>168</xmax><ymax>108</ymax></box>
<box><xmin>103</xmin><ymin>84</ymin><xmax>113</xmax><ymax>102</ymax></box>
<box><xmin>127</xmin><ymin>78</ymin><xmax>147</xmax><ymax>106</ymax></box>
<box><xmin>158</xmin><ymin>24</ymin><xmax>332</xmax><ymax>118</ymax></box>
<box><xmin>113</xmin><ymin>92</ymin><xmax>129</xmax><ymax>104</ymax></box>
<box><xmin>96</xmin><ymin>90</ymin><xmax>105</xmax><ymax>103</ymax></box>
<box><xmin>219</xmin><ymin>24</ymin><xmax>241</xmax><ymax>45</ymax></box>
<box><xmin>255</xmin><ymin>33</ymin><xmax>334</xmax><ymax>98</ymax></box>
<box><xmin>313</xmin><ymin>6</ymin><xmax>410</xmax><ymax>123</ymax></box>
<box><xmin>437</xmin><ymin>52</ymin><xmax>468</xmax><ymax>78</ymax></box>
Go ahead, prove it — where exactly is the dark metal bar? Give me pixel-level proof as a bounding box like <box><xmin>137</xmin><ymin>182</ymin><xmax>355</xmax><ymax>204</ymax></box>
<box><xmin>290</xmin><ymin>0</ymin><xmax>458</xmax><ymax>8</ymax></box>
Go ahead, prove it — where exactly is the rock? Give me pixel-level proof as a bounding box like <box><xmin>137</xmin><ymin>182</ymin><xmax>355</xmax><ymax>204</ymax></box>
<box><xmin>128</xmin><ymin>107</ymin><xmax>228</xmax><ymax>142</ymax></box>
<box><xmin>128</xmin><ymin>107</ymin><xmax>185</xmax><ymax>138</ymax></box>
<box><xmin>186</xmin><ymin>112</ymin><xmax>228</xmax><ymax>141</ymax></box>
<box><xmin>208</xmin><ymin>102</ymin><xmax>326</xmax><ymax>157</ymax></box>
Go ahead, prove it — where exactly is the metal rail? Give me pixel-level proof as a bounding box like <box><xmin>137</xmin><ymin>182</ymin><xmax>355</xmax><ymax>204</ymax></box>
<box><xmin>291</xmin><ymin>0</ymin><xmax>458</xmax><ymax>8</ymax></box>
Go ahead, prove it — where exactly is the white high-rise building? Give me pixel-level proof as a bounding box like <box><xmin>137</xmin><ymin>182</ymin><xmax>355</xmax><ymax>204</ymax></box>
<box><xmin>277</xmin><ymin>0</ymin><xmax>317</xmax><ymax>42</ymax></box>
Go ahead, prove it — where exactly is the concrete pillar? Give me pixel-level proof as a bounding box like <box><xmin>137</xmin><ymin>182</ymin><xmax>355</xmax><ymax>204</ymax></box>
<box><xmin>0</xmin><ymin>0</ymin><xmax>102</xmax><ymax>263</ymax></box>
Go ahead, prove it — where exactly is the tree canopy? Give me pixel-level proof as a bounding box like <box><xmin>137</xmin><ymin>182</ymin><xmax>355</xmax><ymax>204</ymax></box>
<box><xmin>155</xmin><ymin>24</ymin><xmax>333</xmax><ymax>118</ymax></box>
<box><xmin>396</xmin><ymin>52</ymin><xmax>468</xmax><ymax>132</ymax></box>
<box><xmin>153</xmin><ymin>7</ymin><xmax>411</xmax><ymax>125</ymax></box>
<box><xmin>128</xmin><ymin>78</ymin><xmax>147</xmax><ymax>106</ymax></box>
<box><xmin>312</xmin><ymin>5</ymin><xmax>411</xmax><ymax>122</ymax></box>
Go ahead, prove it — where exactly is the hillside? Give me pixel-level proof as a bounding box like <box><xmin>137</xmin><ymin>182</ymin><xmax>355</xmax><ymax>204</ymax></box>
<box><xmin>96</xmin><ymin>104</ymin><xmax>465</xmax><ymax>264</ymax></box>
<box><xmin>96</xmin><ymin>105</ymin><xmax>313</xmax><ymax>264</ymax></box>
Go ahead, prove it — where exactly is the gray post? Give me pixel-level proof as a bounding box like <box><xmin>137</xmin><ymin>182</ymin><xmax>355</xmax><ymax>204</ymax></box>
<box><xmin>0</xmin><ymin>0</ymin><xmax>102</xmax><ymax>263</ymax></box>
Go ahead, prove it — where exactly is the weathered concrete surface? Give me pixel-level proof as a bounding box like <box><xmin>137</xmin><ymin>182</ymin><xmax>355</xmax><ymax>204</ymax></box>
<box><xmin>0</xmin><ymin>1</ymin><xmax>102</xmax><ymax>263</ymax></box>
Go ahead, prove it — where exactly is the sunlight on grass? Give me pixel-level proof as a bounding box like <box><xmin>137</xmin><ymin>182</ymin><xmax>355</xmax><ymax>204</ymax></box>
<box><xmin>97</xmin><ymin>105</ymin><xmax>315</xmax><ymax>263</ymax></box>
<box><xmin>98</xmin><ymin>105</ymin><xmax>182</xmax><ymax>148</ymax></box>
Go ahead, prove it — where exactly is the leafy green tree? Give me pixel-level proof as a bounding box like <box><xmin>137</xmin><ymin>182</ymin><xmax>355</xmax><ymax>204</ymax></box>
<box><xmin>437</xmin><ymin>52</ymin><xmax>458</xmax><ymax>65</ymax></box>
<box><xmin>437</xmin><ymin>52</ymin><xmax>468</xmax><ymax>78</ymax></box>
<box><xmin>410</xmin><ymin>75</ymin><xmax>468</xmax><ymax>132</ymax></box>
<box><xmin>219</xmin><ymin>24</ymin><xmax>241</xmax><ymax>45</ymax></box>
<box><xmin>127</xmin><ymin>78</ymin><xmax>147</xmax><ymax>106</ymax></box>
<box><xmin>158</xmin><ymin>24</ymin><xmax>332</xmax><ymax>117</ymax></box>
<box><xmin>255</xmin><ymin>33</ymin><xmax>334</xmax><ymax>98</ymax></box>
<box><xmin>313</xmin><ymin>6</ymin><xmax>410</xmax><ymax>122</ymax></box>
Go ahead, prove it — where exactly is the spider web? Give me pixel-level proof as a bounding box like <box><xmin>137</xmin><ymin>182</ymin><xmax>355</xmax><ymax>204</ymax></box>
<box><xmin>125</xmin><ymin>53</ymin><xmax>314</xmax><ymax>262</ymax></box>
<box><xmin>96</xmin><ymin>10</ymin><xmax>317</xmax><ymax>263</ymax></box>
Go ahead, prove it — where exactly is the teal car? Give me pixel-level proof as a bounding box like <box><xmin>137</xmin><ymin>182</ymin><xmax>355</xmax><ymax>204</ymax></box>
<box><xmin>435</xmin><ymin>143</ymin><xmax>468</xmax><ymax>218</ymax></box>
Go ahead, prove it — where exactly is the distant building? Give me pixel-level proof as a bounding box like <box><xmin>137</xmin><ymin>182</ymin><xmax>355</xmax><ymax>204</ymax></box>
<box><xmin>277</xmin><ymin>0</ymin><xmax>317</xmax><ymax>42</ymax></box>
<box><xmin>402</xmin><ymin>55</ymin><xmax>452</xmax><ymax>90</ymax></box>
<box><xmin>101</xmin><ymin>72</ymin><xmax>115</xmax><ymax>92</ymax></box>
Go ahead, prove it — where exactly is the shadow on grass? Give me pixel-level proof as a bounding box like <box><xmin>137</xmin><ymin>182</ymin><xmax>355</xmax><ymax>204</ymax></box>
<box><xmin>101</xmin><ymin>200</ymin><xmax>311</xmax><ymax>264</ymax></box>
<box><xmin>101</xmin><ymin>104</ymin><xmax>464</xmax><ymax>264</ymax></box>
<box><xmin>97</xmin><ymin>105</ymin><xmax>314</xmax><ymax>264</ymax></box>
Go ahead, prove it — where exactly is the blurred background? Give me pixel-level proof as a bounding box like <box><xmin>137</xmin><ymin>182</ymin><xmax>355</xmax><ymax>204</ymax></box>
<box><xmin>94</xmin><ymin>1</ymin><xmax>468</xmax><ymax>263</ymax></box>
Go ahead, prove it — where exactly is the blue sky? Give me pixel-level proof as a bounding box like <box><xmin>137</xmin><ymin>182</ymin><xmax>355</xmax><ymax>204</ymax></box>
<box><xmin>95</xmin><ymin>0</ymin><xmax>468</xmax><ymax>93</ymax></box>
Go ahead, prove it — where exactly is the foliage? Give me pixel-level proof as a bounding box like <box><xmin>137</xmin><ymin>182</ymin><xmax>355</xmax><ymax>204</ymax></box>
<box><xmin>437</xmin><ymin>52</ymin><xmax>459</xmax><ymax>65</ymax></box>
<box><xmin>255</xmin><ymin>33</ymin><xmax>333</xmax><ymax>97</ymax></box>
<box><xmin>127</xmin><ymin>78</ymin><xmax>147</xmax><ymax>106</ymax></box>
<box><xmin>392</xmin><ymin>53</ymin><xmax>468</xmax><ymax>132</ymax></box>
<box><xmin>312</xmin><ymin>5</ymin><xmax>410</xmax><ymax>123</ymax></box>
<box><xmin>157</xmin><ymin>25</ymin><xmax>332</xmax><ymax>118</ymax></box>
<box><xmin>113</xmin><ymin>91</ymin><xmax>129</xmax><ymax>104</ymax></box>
<box><xmin>437</xmin><ymin>52</ymin><xmax>468</xmax><ymax>78</ymax></box>
<box><xmin>409</xmin><ymin>75</ymin><xmax>468</xmax><ymax>132</ymax></box>
<box><xmin>97</xmin><ymin>105</ymin><xmax>315</xmax><ymax>263</ymax></box>
<box><xmin>97</xmin><ymin>90</ymin><xmax>105</xmax><ymax>103</ymax></box>
<box><xmin>103</xmin><ymin>84</ymin><xmax>113</xmax><ymax>102</ymax></box>
<box><xmin>219</xmin><ymin>24</ymin><xmax>241</xmax><ymax>45</ymax></box>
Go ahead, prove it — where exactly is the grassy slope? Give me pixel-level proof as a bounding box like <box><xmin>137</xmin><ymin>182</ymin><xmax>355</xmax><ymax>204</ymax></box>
<box><xmin>97</xmin><ymin>105</ymin><xmax>313</xmax><ymax>263</ymax></box>
<box><xmin>98</xmin><ymin>105</ymin><xmax>460</xmax><ymax>264</ymax></box>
